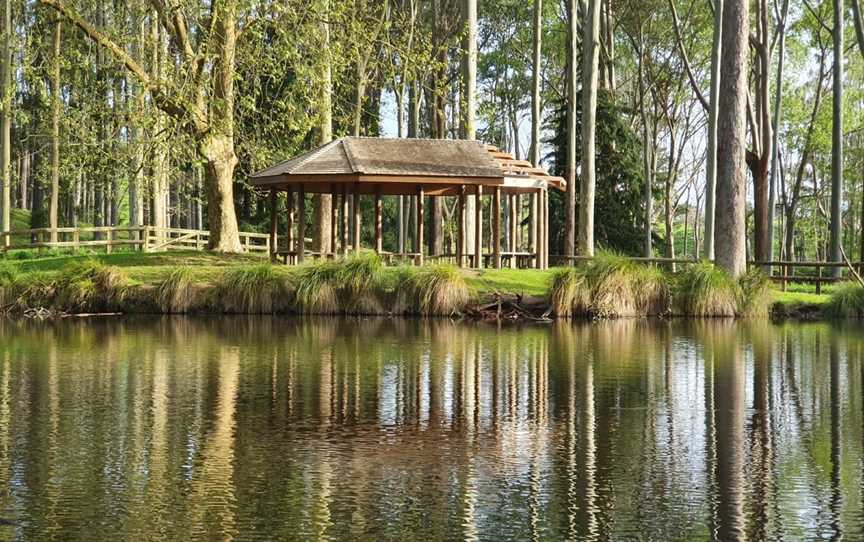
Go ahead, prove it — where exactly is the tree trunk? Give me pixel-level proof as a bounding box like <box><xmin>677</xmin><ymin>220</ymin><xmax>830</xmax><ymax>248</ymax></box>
<box><xmin>578</xmin><ymin>0</ymin><xmax>601</xmax><ymax>256</ymax></box>
<box><xmin>768</xmin><ymin>0</ymin><xmax>789</xmax><ymax>265</ymax></box>
<box><xmin>564</xmin><ymin>0</ymin><xmax>578</xmax><ymax>257</ymax></box>
<box><xmin>530</xmin><ymin>0</ymin><xmax>542</xmax><ymax>167</ymax></box>
<box><xmin>49</xmin><ymin>19</ymin><xmax>62</xmax><ymax>242</ymax></box>
<box><xmin>637</xmin><ymin>32</ymin><xmax>653</xmax><ymax>257</ymax></box>
<box><xmin>704</xmin><ymin>0</ymin><xmax>722</xmax><ymax>260</ymax></box>
<box><xmin>714</xmin><ymin>0</ymin><xmax>749</xmax><ymax>277</ymax></box>
<box><xmin>752</xmin><ymin>0</ymin><xmax>772</xmax><ymax>265</ymax></box>
<box><xmin>314</xmin><ymin>0</ymin><xmax>333</xmax><ymax>255</ymax></box>
<box><xmin>852</xmin><ymin>0</ymin><xmax>864</xmax><ymax>259</ymax></box>
<box><xmin>829</xmin><ymin>0</ymin><xmax>843</xmax><ymax>275</ymax></box>
<box><xmin>0</xmin><ymin>0</ymin><xmax>9</xmax><ymax>245</ymax></box>
<box><xmin>461</xmin><ymin>0</ymin><xmax>477</xmax><ymax>257</ymax></box>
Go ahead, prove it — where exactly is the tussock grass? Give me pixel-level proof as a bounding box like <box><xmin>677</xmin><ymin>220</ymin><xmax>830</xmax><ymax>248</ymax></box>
<box><xmin>52</xmin><ymin>259</ymin><xmax>129</xmax><ymax>312</ymax></box>
<box><xmin>673</xmin><ymin>262</ymin><xmax>738</xmax><ymax>317</ymax></box>
<box><xmin>296</xmin><ymin>253</ymin><xmax>387</xmax><ymax>314</ymax></box>
<box><xmin>0</xmin><ymin>264</ymin><xmax>20</xmax><ymax>308</ymax></box>
<box><xmin>212</xmin><ymin>264</ymin><xmax>291</xmax><ymax>314</ymax></box>
<box><xmin>395</xmin><ymin>264</ymin><xmax>469</xmax><ymax>316</ymax></box>
<box><xmin>154</xmin><ymin>268</ymin><xmax>198</xmax><ymax>313</ymax></box>
<box><xmin>549</xmin><ymin>252</ymin><xmax>670</xmax><ymax>318</ymax></box>
<box><xmin>736</xmin><ymin>269</ymin><xmax>773</xmax><ymax>318</ymax></box>
<box><xmin>826</xmin><ymin>282</ymin><xmax>864</xmax><ymax>318</ymax></box>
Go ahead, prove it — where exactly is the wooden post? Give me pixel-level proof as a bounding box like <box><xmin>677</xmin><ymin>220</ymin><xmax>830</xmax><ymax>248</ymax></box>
<box><xmin>106</xmin><ymin>229</ymin><xmax>113</xmax><ymax>254</ymax></box>
<box><xmin>475</xmin><ymin>185</ymin><xmax>483</xmax><ymax>268</ymax></box>
<box><xmin>330</xmin><ymin>183</ymin><xmax>338</xmax><ymax>258</ymax></box>
<box><xmin>457</xmin><ymin>186</ymin><xmax>466</xmax><ymax>267</ymax></box>
<box><xmin>286</xmin><ymin>187</ymin><xmax>295</xmax><ymax>264</ymax></box>
<box><xmin>416</xmin><ymin>186</ymin><xmax>425</xmax><ymax>265</ymax></box>
<box><xmin>530</xmin><ymin>192</ymin><xmax>538</xmax><ymax>268</ymax></box>
<box><xmin>816</xmin><ymin>265</ymin><xmax>823</xmax><ymax>295</ymax></box>
<box><xmin>508</xmin><ymin>193</ymin><xmax>517</xmax><ymax>268</ymax></box>
<box><xmin>374</xmin><ymin>186</ymin><xmax>383</xmax><ymax>254</ymax></box>
<box><xmin>537</xmin><ymin>188</ymin><xmax>545</xmax><ymax>269</ymax></box>
<box><xmin>269</xmin><ymin>188</ymin><xmax>278</xmax><ymax>261</ymax></box>
<box><xmin>341</xmin><ymin>183</ymin><xmax>349</xmax><ymax>255</ymax></box>
<box><xmin>493</xmin><ymin>186</ymin><xmax>502</xmax><ymax>269</ymax></box>
<box><xmin>352</xmin><ymin>185</ymin><xmax>361</xmax><ymax>253</ymax></box>
<box><xmin>297</xmin><ymin>184</ymin><xmax>306</xmax><ymax>263</ymax></box>
<box><xmin>542</xmin><ymin>188</ymin><xmax>549</xmax><ymax>268</ymax></box>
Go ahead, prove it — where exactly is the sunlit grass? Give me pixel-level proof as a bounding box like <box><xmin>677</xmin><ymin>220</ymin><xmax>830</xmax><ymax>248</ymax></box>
<box><xmin>825</xmin><ymin>282</ymin><xmax>864</xmax><ymax>318</ymax></box>
<box><xmin>212</xmin><ymin>264</ymin><xmax>292</xmax><ymax>314</ymax></box>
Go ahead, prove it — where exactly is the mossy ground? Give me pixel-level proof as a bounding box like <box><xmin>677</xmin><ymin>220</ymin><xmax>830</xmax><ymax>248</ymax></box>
<box><xmin>0</xmin><ymin>249</ymin><xmax>834</xmax><ymax>317</ymax></box>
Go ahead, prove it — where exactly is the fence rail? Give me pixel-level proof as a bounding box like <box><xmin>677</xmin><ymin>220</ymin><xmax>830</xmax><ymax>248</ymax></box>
<box><xmin>1</xmin><ymin>226</ymin><xmax>270</xmax><ymax>254</ymax></box>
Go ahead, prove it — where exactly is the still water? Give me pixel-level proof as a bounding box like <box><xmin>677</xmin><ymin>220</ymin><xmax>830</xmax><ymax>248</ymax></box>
<box><xmin>0</xmin><ymin>317</ymin><xmax>862</xmax><ymax>541</ymax></box>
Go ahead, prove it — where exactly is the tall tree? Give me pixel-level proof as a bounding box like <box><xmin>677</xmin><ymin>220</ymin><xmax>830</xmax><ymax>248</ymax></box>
<box><xmin>829</xmin><ymin>0</ymin><xmax>843</xmax><ymax>274</ymax></box>
<box><xmin>461</xmin><ymin>0</ymin><xmax>477</xmax><ymax>255</ymax></box>
<box><xmin>41</xmin><ymin>0</ymin><xmax>246</xmax><ymax>251</ymax></box>
<box><xmin>530</xmin><ymin>0</ymin><xmax>542</xmax><ymax>167</ymax></box>
<box><xmin>314</xmin><ymin>0</ymin><xmax>333</xmax><ymax>255</ymax></box>
<box><xmin>0</xmin><ymin>0</ymin><xmax>10</xmax><ymax>246</ymax></box>
<box><xmin>578</xmin><ymin>0</ymin><xmax>601</xmax><ymax>256</ymax></box>
<box><xmin>564</xmin><ymin>0</ymin><xmax>578</xmax><ymax>257</ymax></box>
<box><xmin>49</xmin><ymin>19</ymin><xmax>61</xmax><ymax>242</ymax></box>
<box><xmin>767</xmin><ymin>0</ymin><xmax>790</xmax><ymax>263</ymax></box>
<box><xmin>714</xmin><ymin>0</ymin><xmax>748</xmax><ymax>277</ymax></box>
<box><xmin>852</xmin><ymin>0</ymin><xmax>864</xmax><ymax>260</ymax></box>
<box><xmin>704</xmin><ymin>0</ymin><xmax>722</xmax><ymax>260</ymax></box>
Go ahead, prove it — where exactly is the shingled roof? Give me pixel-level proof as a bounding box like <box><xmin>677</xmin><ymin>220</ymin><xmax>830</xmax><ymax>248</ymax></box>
<box><xmin>250</xmin><ymin>137</ymin><xmax>565</xmax><ymax>193</ymax></box>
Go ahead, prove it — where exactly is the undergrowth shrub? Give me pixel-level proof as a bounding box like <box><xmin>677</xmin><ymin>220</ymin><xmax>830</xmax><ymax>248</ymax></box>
<box><xmin>826</xmin><ymin>282</ymin><xmax>864</xmax><ymax>318</ymax></box>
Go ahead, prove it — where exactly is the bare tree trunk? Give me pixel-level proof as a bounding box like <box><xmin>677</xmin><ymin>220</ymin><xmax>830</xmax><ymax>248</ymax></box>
<box><xmin>314</xmin><ymin>0</ymin><xmax>333</xmax><ymax>255</ymax></box>
<box><xmin>49</xmin><ymin>19</ymin><xmax>62</xmax><ymax>242</ymax></box>
<box><xmin>0</xmin><ymin>0</ymin><xmax>9</xmax><ymax>245</ymax></box>
<box><xmin>704</xmin><ymin>0</ymin><xmax>722</xmax><ymax>260</ymax></box>
<box><xmin>461</xmin><ymin>0</ymin><xmax>477</xmax><ymax>256</ymax></box>
<box><xmin>564</xmin><ymin>0</ymin><xmax>578</xmax><ymax>257</ymax></box>
<box><xmin>829</xmin><ymin>0</ymin><xmax>844</xmax><ymax>275</ymax></box>
<box><xmin>768</xmin><ymin>0</ymin><xmax>790</xmax><ymax>265</ymax></box>
<box><xmin>578</xmin><ymin>0</ymin><xmax>601</xmax><ymax>256</ymax></box>
<box><xmin>530</xmin><ymin>0</ymin><xmax>542</xmax><ymax>166</ymax></box>
<box><xmin>715</xmin><ymin>0</ymin><xmax>749</xmax><ymax>277</ymax></box>
<box><xmin>636</xmin><ymin>31</ymin><xmax>653</xmax><ymax>257</ymax></box>
<box><xmin>19</xmin><ymin>151</ymin><xmax>28</xmax><ymax>210</ymax></box>
<box><xmin>855</xmin><ymin>0</ymin><xmax>864</xmax><ymax>260</ymax></box>
<box><xmin>665</xmin><ymin>127</ymin><xmax>676</xmax><ymax>263</ymax></box>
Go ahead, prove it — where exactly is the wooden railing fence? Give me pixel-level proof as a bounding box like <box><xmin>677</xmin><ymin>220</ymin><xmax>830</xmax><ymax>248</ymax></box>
<box><xmin>1</xmin><ymin>226</ymin><xmax>270</xmax><ymax>254</ymax></box>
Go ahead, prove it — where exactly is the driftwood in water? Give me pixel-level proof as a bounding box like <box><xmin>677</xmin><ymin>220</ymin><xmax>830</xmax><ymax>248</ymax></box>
<box><xmin>464</xmin><ymin>293</ymin><xmax>552</xmax><ymax>322</ymax></box>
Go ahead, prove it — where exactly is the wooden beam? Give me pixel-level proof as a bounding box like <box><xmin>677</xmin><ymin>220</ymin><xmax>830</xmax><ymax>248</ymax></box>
<box><xmin>530</xmin><ymin>192</ymin><xmax>538</xmax><ymax>268</ymax></box>
<box><xmin>493</xmin><ymin>186</ymin><xmax>502</xmax><ymax>269</ymax></box>
<box><xmin>508</xmin><ymin>194</ymin><xmax>517</xmax><ymax>268</ymax></box>
<box><xmin>416</xmin><ymin>186</ymin><xmax>425</xmax><ymax>265</ymax></box>
<box><xmin>297</xmin><ymin>184</ymin><xmax>306</xmax><ymax>263</ymax></box>
<box><xmin>341</xmin><ymin>183</ymin><xmax>349</xmax><ymax>255</ymax></box>
<box><xmin>457</xmin><ymin>186</ymin><xmax>465</xmax><ymax>267</ymax></box>
<box><xmin>269</xmin><ymin>188</ymin><xmax>278</xmax><ymax>262</ymax></box>
<box><xmin>475</xmin><ymin>185</ymin><xmax>483</xmax><ymax>268</ymax></box>
<box><xmin>286</xmin><ymin>187</ymin><xmax>295</xmax><ymax>264</ymax></box>
<box><xmin>330</xmin><ymin>183</ymin><xmax>338</xmax><ymax>258</ymax></box>
<box><xmin>374</xmin><ymin>186</ymin><xmax>383</xmax><ymax>254</ymax></box>
<box><xmin>352</xmin><ymin>184</ymin><xmax>361</xmax><ymax>253</ymax></box>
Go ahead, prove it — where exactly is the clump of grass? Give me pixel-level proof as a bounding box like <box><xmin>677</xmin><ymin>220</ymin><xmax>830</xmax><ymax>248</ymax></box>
<box><xmin>53</xmin><ymin>259</ymin><xmax>129</xmax><ymax>312</ymax></box>
<box><xmin>736</xmin><ymin>268</ymin><xmax>773</xmax><ymax>318</ymax></box>
<box><xmin>825</xmin><ymin>282</ymin><xmax>864</xmax><ymax>318</ymax></box>
<box><xmin>154</xmin><ymin>268</ymin><xmax>197</xmax><ymax>313</ymax></box>
<box><xmin>673</xmin><ymin>261</ymin><xmax>738</xmax><ymax>317</ymax></box>
<box><xmin>295</xmin><ymin>252</ymin><xmax>386</xmax><ymax>314</ymax></box>
<box><xmin>0</xmin><ymin>264</ymin><xmax>20</xmax><ymax>308</ymax></box>
<box><xmin>549</xmin><ymin>267</ymin><xmax>588</xmax><ymax>317</ymax></box>
<box><xmin>212</xmin><ymin>264</ymin><xmax>291</xmax><ymax>314</ymax></box>
<box><xmin>295</xmin><ymin>260</ymin><xmax>340</xmax><ymax>313</ymax></box>
<box><xmin>548</xmin><ymin>252</ymin><xmax>671</xmax><ymax>318</ymax></box>
<box><xmin>395</xmin><ymin>264</ymin><xmax>469</xmax><ymax>316</ymax></box>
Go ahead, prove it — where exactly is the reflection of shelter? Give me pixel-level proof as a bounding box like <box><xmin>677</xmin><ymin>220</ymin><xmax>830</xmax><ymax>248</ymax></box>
<box><xmin>250</xmin><ymin>137</ymin><xmax>565</xmax><ymax>269</ymax></box>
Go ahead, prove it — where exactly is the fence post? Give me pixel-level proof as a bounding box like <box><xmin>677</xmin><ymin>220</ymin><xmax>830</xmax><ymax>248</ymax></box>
<box><xmin>816</xmin><ymin>265</ymin><xmax>822</xmax><ymax>295</ymax></box>
<box><xmin>74</xmin><ymin>230</ymin><xmax>80</xmax><ymax>250</ymax></box>
<box><xmin>106</xmin><ymin>229</ymin><xmax>113</xmax><ymax>254</ymax></box>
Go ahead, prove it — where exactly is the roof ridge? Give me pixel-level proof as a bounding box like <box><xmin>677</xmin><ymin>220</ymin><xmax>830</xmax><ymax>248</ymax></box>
<box><xmin>344</xmin><ymin>135</ymin><xmax>488</xmax><ymax>146</ymax></box>
<box><xmin>341</xmin><ymin>137</ymin><xmax>359</xmax><ymax>173</ymax></box>
<box><xmin>290</xmin><ymin>139</ymin><xmax>342</xmax><ymax>173</ymax></box>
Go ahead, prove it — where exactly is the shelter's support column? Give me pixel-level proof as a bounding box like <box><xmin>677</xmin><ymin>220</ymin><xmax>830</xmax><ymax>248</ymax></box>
<box><xmin>475</xmin><ymin>186</ymin><xmax>483</xmax><ymax>268</ymax></box>
<box><xmin>297</xmin><ymin>184</ymin><xmax>306</xmax><ymax>263</ymax></box>
<box><xmin>541</xmin><ymin>188</ymin><xmax>548</xmax><ymax>269</ymax></box>
<box><xmin>330</xmin><ymin>183</ymin><xmax>338</xmax><ymax>258</ymax></box>
<box><xmin>374</xmin><ymin>186</ymin><xmax>383</xmax><ymax>254</ymax></box>
<box><xmin>269</xmin><ymin>188</ymin><xmax>278</xmax><ymax>262</ymax></box>
<box><xmin>530</xmin><ymin>191</ymin><xmax>538</xmax><ymax>268</ymax></box>
<box><xmin>416</xmin><ymin>186</ymin><xmax>425</xmax><ymax>265</ymax></box>
<box><xmin>286</xmin><ymin>187</ymin><xmax>295</xmax><ymax>264</ymax></box>
<box><xmin>457</xmin><ymin>186</ymin><xmax>466</xmax><ymax>267</ymax></box>
<box><xmin>508</xmin><ymin>193</ymin><xmax>517</xmax><ymax>268</ymax></box>
<box><xmin>352</xmin><ymin>184</ymin><xmax>361</xmax><ymax>253</ymax></box>
<box><xmin>493</xmin><ymin>187</ymin><xmax>502</xmax><ymax>269</ymax></box>
<box><xmin>341</xmin><ymin>184</ymin><xmax>349</xmax><ymax>255</ymax></box>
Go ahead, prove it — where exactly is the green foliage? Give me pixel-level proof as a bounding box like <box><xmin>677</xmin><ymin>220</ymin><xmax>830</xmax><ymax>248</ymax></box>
<box><xmin>394</xmin><ymin>264</ymin><xmax>470</xmax><ymax>316</ymax></box>
<box><xmin>154</xmin><ymin>268</ymin><xmax>197</xmax><ymax>314</ymax></box>
<box><xmin>673</xmin><ymin>262</ymin><xmax>738</xmax><ymax>317</ymax></box>
<box><xmin>826</xmin><ymin>283</ymin><xmax>864</xmax><ymax>318</ymax></box>
<box><xmin>212</xmin><ymin>264</ymin><xmax>291</xmax><ymax>314</ymax></box>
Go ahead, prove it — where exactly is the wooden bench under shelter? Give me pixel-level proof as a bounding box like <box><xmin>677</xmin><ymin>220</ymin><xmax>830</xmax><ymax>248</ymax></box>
<box><xmin>249</xmin><ymin>137</ymin><xmax>565</xmax><ymax>269</ymax></box>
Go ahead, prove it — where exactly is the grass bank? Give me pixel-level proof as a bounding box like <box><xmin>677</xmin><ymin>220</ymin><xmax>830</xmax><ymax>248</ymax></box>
<box><xmin>0</xmin><ymin>249</ymin><xmax>836</xmax><ymax>319</ymax></box>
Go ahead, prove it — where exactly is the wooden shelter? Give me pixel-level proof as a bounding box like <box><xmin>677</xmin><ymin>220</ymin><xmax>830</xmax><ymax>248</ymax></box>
<box><xmin>249</xmin><ymin>137</ymin><xmax>565</xmax><ymax>269</ymax></box>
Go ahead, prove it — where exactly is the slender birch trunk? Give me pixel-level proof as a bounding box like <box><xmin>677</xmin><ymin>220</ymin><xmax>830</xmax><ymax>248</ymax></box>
<box><xmin>578</xmin><ymin>0</ymin><xmax>601</xmax><ymax>256</ymax></box>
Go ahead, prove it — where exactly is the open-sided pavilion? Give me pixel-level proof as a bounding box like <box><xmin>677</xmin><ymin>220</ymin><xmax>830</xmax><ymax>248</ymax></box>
<box><xmin>249</xmin><ymin>137</ymin><xmax>565</xmax><ymax>269</ymax></box>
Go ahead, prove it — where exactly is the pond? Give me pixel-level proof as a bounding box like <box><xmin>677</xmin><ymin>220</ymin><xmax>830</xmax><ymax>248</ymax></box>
<box><xmin>0</xmin><ymin>317</ymin><xmax>862</xmax><ymax>541</ymax></box>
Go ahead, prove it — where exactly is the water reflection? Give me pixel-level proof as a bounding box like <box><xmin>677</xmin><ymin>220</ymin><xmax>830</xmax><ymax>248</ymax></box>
<box><xmin>0</xmin><ymin>317</ymin><xmax>862</xmax><ymax>540</ymax></box>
